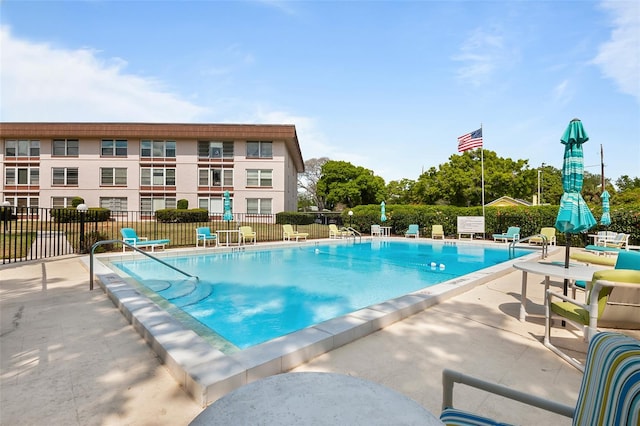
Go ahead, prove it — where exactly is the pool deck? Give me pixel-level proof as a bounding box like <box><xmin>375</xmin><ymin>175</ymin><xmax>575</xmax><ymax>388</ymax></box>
<box><xmin>1</xmin><ymin>240</ymin><xmax>638</xmax><ymax>425</ymax></box>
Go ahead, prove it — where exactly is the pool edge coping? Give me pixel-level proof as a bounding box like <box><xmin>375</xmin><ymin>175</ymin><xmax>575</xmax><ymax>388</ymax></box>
<box><xmin>84</xmin><ymin>238</ymin><xmax>549</xmax><ymax>407</ymax></box>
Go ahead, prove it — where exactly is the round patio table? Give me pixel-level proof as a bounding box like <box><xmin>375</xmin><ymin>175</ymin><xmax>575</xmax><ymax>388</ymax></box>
<box><xmin>189</xmin><ymin>372</ymin><xmax>443</xmax><ymax>425</ymax></box>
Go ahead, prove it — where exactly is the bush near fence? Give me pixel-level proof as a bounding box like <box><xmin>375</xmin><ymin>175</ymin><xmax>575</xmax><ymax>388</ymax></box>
<box><xmin>51</xmin><ymin>207</ymin><xmax>111</xmax><ymax>223</ymax></box>
<box><xmin>155</xmin><ymin>208</ymin><xmax>209</xmax><ymax>223</ymax></box>
<box><xmin>342</xmin><ymin>203</ymin><xmax>640</xmax><ymax>245</ymax></box>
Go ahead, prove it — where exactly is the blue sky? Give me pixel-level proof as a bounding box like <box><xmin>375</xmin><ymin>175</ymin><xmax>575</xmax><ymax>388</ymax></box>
<box><xmin>1</xmin><ymin>0</ymin><xmax>638</xmax><ymax>185</ymax></box>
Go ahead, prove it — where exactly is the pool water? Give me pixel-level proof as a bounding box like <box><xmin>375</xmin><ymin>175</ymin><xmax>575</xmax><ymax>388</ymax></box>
<box><xmin>113</xmin><ymin>240</ymin><xmax>531</xmax><ymax>349</ymax></box>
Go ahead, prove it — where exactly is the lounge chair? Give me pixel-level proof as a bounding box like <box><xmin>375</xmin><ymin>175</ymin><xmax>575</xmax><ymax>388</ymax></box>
<box><xmin>492</xmin><ymin>226</ymin><xmax>520</xmax><ymax>243</ymax></box>
<box><xmin>239</xmin><ymin>226</ymin><xmax>256</xmax><ymax>245</ymax></box>
<box><xmin>528</xmin><ymin>227</ymin><xmax>556</xmax><ymax>245</ymax></box>
<box><xmin>585</xmin><ymin>233</ymin><xmax>630</xmax><ymax>254</ymax></box>
<box><xmin>570</xmin><ymin>251</ymin><xmax>617</xmax><ymax>267</ymax></box>
<box><xmin>282</xmin><ymin>224</ymin><xmax>308</xmax><ymax>242</ymax></box>
<box><xmin>440</xmin><ymin>331</ymin><xmax>640</xmax><ymax>425</ymax></box>
<box><xmin>120</xmin><ymin>227</ymin><xmax>170</xmax><ymax>252</ymax></box>
<box><xmin>329</xmin><ymin>224</ymin><xmax>351</xmax><ymax>239</ymax></box>
<box><xmin>370</xmin><ymin>224</ymin><xmax>381</xmax><ymax>237</ymax></box>
<box><xmin>195</xmin><ymin>227</ymin><xmax>217</xmax><ymax>247</ymax></box>
<box><xmin>405</xmin><ymin>224</ymin><xmax>419</xmax><ymax>238</ymax></box>
<box><xmin>545</xmin><ymin>267</ymin><xmax>640</xmax><ymax>370</ymax></box>
<box><xmin>431</xmin><ymin>225</ymin><xmax>444</xmax><ymax>240</ymax></box>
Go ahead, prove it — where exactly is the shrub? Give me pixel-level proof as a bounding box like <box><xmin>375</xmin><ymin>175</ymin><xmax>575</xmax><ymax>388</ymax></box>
<box><xmin>155</xmin><ymin>208</ymin><xmax>209</xmax><ymax>223</ymax></box>
<box><xmin>177</xmin><ymin>199</ymin><xmax>189</xmax><ymax>209</ymax></box>
<box><xmin>275</xmin><ymin>212</ymin><xmax>316</xmax><ymax>225</ymax></box>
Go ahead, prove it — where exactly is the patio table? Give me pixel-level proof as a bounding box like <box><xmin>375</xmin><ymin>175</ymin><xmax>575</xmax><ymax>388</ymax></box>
<box><xmin>189</xmin><ymin>372</ymin><xmax>443</xmax><ymax>425</ymax></box>
<box><xmin>513</xmin><ymin>261</ymin><xmax>608</xmax><ymax>322</ymax></box>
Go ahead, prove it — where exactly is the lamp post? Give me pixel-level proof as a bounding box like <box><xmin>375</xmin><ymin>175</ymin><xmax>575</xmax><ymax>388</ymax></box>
<box><xmin>77</xmin><ymin>203</ymin><xmax>88</xmax><ymax>254</ymax></box>
<box><xmin>537</xmin><ymin>163</ymin><xmax>545</xmax><ymax>205</ymax></box>
<box><xmin>348</xmin><ymin>210</ymin><xmax>353</xmax><ymax>228</ymax></box>
<box><xmin>2</xmin><ymin>201</ymin><xmax>10</xmax><ymax>233</ymax></box>
<box><xmin>537</xmin><ymin>170</ymin><xmax>541</xmax><ymax>205</ymax></box>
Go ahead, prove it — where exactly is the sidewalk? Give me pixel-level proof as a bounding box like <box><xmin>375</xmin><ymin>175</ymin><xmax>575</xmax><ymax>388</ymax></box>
<box><xmin>1</xmin><ymin>250</ymin><xmax>633</xmax><ymax>425</ymax></box>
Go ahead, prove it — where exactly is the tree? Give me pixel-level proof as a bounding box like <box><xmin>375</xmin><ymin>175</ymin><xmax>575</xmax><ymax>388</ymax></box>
<box><xmin>385</xmin><ymin>179</ymin><xmax>416</xmax><ymax>204</ymax></box>
<box><xmin>616</xmin><ymin>175</ymin><xmax>640</xmax><ymax>191</ymax></box>
<box><xmin>298</xmin><ymin>157</ymin><xmax>329</xmax><ymax>211</ymax></box>
<box><xmin>316</xmin><ymin>161</ymin><xmax>386</xmax><ymax>209</ymax></box>
<box><xmin>411</xmin><ymin>150</ymin><xmax>539</xmax><ymax>206</ymax></box>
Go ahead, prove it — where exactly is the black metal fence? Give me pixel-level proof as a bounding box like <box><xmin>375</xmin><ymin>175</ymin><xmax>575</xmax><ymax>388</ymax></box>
<box><xmin>1</xmin><ymin>206</ymin><xmax>345</xmax><ymax>265</ymax></box>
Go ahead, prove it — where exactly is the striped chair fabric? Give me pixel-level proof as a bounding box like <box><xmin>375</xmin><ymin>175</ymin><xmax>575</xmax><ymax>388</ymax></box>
<box><xmin>440</xmin><ymin>331</ymin><xmax>640</xmax><ymax>426</ymax></box>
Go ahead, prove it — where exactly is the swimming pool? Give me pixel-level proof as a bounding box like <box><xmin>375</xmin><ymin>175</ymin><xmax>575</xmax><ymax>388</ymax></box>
<box><xmin>92</xmin><ymin>238</ymin><xmax>541</xmax><ymax>405</ymax></box>
<box><xmin>110</xmin><ymin>240</ymin><xmax>532</xmax><ymax>351</ymax></box>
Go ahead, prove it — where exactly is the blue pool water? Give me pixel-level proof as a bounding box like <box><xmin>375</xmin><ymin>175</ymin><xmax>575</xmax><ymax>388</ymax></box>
<box><xmin>113</xmin><ymin>241</ymin><xmax>531</xmax><ymax>350</ymax></box>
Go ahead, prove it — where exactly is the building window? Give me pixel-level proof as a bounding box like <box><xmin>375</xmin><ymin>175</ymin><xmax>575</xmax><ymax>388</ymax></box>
<box><xmin>6</xmin><ymin>197</ymin><xmax>38</xmax><ymax>208</ymax></box>
<box><xmin>100</xmin><ymin>168</ymin><xmax>127</xmax><ymax>186</ymax></box>
<box><xmin>51</xmin><ymin>197</ymin><xmax>75</xmax><ymax>208</ymax></box>
<box><xmin>101</xmin><ymin>139</ymin><xmax>128</xmax><ymax>156</ymax></box>
<box><xmin>198</xmin><ymin>168</ymin><xmax>233</xmax><ymax>186</ymax></box>
<box><xmin>100</xmin><ymin>197</ymin><xmax>128</xmax><ymax>212</ymax></box>
<box><xmin>246</xmin><ymin>169</ymin><xmax>272</xmax><ymax>187</ymax></box>
<box><xmin>140</xmin><ymin>140</ymin><xmax>176</xmax><ymax>158</ymax></box>
<box><xmin>246</xmin><ymin>141</ymin><xmax>272</xmax><ymax>158</ymax></box>
<box><xmin>52</xmin><ymin>139</ymin><xmax>79</xmax><ymax>156</ymax></box>
<box><xmin>140</xmin><ymin>168</ymin><xmax>176</xmax><ymax>186</ymax></box>
<box><xmin>5</xmin><ymin>140</ymin><xmax>40</xmax><ymax>157</ymax></box>
<box><xmin>247</xmin><ymin>198</ymin><xmax>272</xmax><ymax>214</ymax></box>
<box><xmin>198</xmin><ymin>141</ymin><xmax>234</xmax><ymax>158</ymax></box>
<box><xmin>5</xmin><ymin>167</ymin><xmax>39</xmax><ymax>185</ymax></box>
<box><xmin>198</xmin><ymin>197</ymin><xmax>230</xmax><ymax>214</ymax></box>
<box><xmin>52</xmin><ymin>168</ymin><xmax>79</xmax><ymax>185</ymax></box>
<box><xmin>140</xmin><ymin>197</ymin><xmax>176</xmax><ymax>214</ymax></box>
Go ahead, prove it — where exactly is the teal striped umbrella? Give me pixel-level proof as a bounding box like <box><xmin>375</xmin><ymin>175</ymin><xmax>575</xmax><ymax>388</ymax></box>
<box><xmin>380</xmin><ymin>201</ymin><xmax>387</xmax><ymax>222</ymax></box>
<box><xmin>555</xmin><ymin>119</ymin><xmax>597</xmax><ymax>289</ymax></box>
<box><xmin>600</xmin><ymin>190</ymin><xmax>611</xmax><ymax>226</ymax></box>
<box><xmin>223</xmin><ymin>191</ymin><xmax>233</xmax><ymax>221</ymax></box>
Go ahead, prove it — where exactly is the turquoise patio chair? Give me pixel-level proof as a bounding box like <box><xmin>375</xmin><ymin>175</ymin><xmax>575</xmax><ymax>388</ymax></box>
<box><xmin>405</xmin><ymin>224</ymin><xmax>419</xmax><ymax>238</ymax></box>
<box><xmin>440</xmin><ymin>331</ymin><xmax>640</xmax><ymax>425</ymax></box>
<box><xmin>492</xmin><ymin>226</ymin><xmax>520</xmax><ymax>243</ymax></box>
<box><xmin>195</xmin><ymin>227</ymin><xmax>217</xmax><ymax>247</ymax></box>
<box><xmin>120</xmin><ymin>227</ymin><xmax>170</xmax><ymax>252</ymax></box>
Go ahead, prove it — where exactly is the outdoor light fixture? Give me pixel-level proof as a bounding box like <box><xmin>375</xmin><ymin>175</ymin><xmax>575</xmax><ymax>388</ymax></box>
<box><xmin>77</xmin><ymin>204</ymin><xmax>88</xmax><ymax>253</ymax></box>
<box><xmin>348</xmin><ymin>210</ymin><xmax>353</xmax><ymax>227</ymax></box>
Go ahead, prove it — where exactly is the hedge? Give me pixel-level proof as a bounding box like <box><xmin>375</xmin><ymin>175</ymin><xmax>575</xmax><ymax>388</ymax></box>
<box><xmin>341</xmin><ymin>203</ymin><xmax>640</xmax><ymax>246</ymax></box>
<box><xmin>155</xmin><ymin>208</ymin><xmax>209</xmax><ymax>223</ymax></box>
<box><xmin>51</xmin><ymin>207</ymin><xmax>111</xmax><ymax>223</ymax></box>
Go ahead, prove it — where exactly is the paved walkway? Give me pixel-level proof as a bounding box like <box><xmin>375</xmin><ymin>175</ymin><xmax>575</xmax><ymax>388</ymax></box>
<box><xmin>1</xmin><ymin>249</ymin><xmax>637</xmax><ymax>425</ymax></box>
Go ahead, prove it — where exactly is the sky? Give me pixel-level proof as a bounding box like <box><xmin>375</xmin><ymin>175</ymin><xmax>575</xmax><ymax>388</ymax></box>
<box><xmin>1</xmin><ymin>0</ymin><xmax>639</xmax><ymax>186</ymax></box>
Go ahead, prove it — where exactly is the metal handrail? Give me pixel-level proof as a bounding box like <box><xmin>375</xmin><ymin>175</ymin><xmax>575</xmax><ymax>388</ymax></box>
<box><xmin>344</xmin><ymin>227</ymin><xmax>362</xmax><ymax>243</ymax></box>
<box><xmin>89</xmin><ymin>240</ymin><xmax>198</xmax><ymax>290</ymax></box>
<box><xmin>509</xmin><ymin>234</ymin><xmax>549</xmax><ymax>259</ymax></box>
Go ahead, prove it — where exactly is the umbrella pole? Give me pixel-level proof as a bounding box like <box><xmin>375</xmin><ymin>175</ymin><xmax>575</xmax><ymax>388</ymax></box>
<box><xmin>562</xmin><ymin>232</ymin><xmax>572</xmax><ymax>327</ymax></box>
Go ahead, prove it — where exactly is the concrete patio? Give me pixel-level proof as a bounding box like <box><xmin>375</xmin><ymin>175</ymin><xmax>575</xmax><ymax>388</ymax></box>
<box><xmin>1</xmin><ymin>248</ymin><xmax>636</xmax><ymax>425</ymax></box>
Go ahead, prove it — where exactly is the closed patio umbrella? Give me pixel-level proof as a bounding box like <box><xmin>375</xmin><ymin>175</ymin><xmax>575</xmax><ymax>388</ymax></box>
<box><xmin>600</xmin><ymin>190</ymin><xmax>611</xmax><ymax>226</ymax></box>
<box><xmin>223</xmin><ymin>190</ymin><xmax>233</xmax><ymax>228</ymax></box>
<box><xmin>380</xmin><ymin>201</ymin><xmax>387</xmax><ymax>223</ymax></box>
<box><xmin>554</xmin><ymin>118</ymin><xmax>597</xmax><ymax>294</ymax></box>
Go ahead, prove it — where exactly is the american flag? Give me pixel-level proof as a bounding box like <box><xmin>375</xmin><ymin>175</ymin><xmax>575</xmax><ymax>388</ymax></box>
<box><xmin>457</xmin><ymin>128</ymin><xmax>483</xmax><ymax>152</ymax></box>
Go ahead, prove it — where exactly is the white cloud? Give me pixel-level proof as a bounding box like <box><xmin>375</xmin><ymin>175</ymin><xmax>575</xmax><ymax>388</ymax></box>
<box><xmin>0</xmin><ymin>26</ymin><xmax>209</xmax><ymax>122</ymax></box>
<box><xmin>552</xmin><ymin>79</ymin><xmax>572</xmax><ymax>104</ymax></box>
<box><xmin>453</xmin><ymin>29</ymin><xmax>506</xmax><ymax>86</ymax></box>
<box><xmin>592</xmin><ymin>0</ymin><xmax>640</xmax><ymax>101</ymax></box>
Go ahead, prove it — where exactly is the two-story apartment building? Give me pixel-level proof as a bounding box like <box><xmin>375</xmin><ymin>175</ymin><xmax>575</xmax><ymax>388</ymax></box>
<box><xmin>0</xmin><ymin>123</ymin><xmax>304</xmax><ymax>215</ymax></box>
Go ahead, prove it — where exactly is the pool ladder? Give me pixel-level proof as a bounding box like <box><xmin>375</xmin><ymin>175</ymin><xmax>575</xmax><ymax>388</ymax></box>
<box><xmin>345</xmin><ymin>227</ymin><xmax>362</xmax><ymax>243</ymax></box>
<box><xmin>88</xmin><ymin>240</ymin><xmax>198</xmax><ymax>290</ymax></box>
<box><xmin>508</xmin><ymin>234</ymin><xmax>550</xmax><ymax>260</ymax></box>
